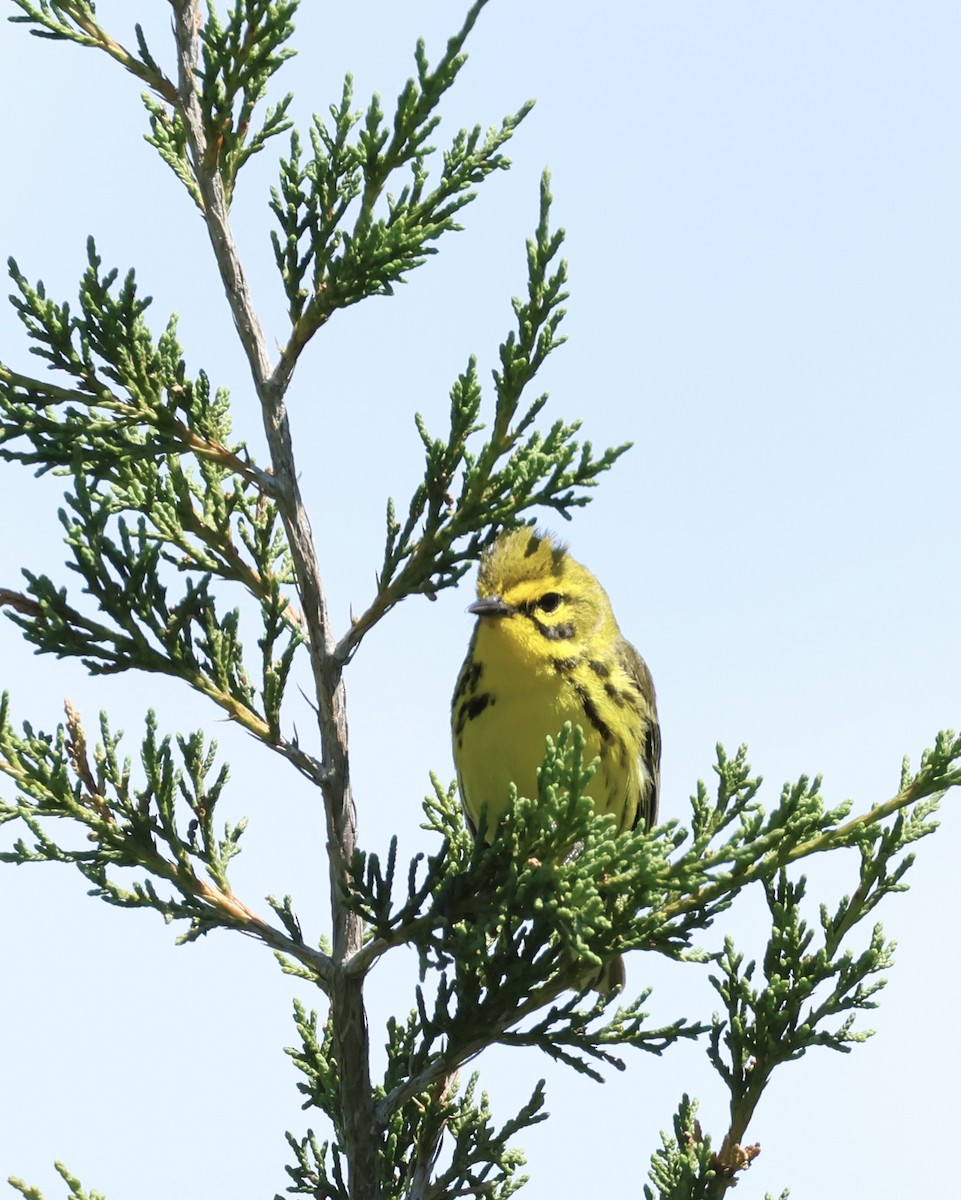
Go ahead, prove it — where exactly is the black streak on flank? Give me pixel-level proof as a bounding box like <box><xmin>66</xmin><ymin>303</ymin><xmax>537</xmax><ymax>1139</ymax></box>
<box><xmin>550</xmin><ymin>657</ymin><xmax>579</xmax><ymax>674</ymax></box>
<box><xmin>588</xmin><ymin>659</ymin><xmax>610</xmax><ymax>678</ymax></box>
<box><xmin>575</xmin><ymin>684</ymin><xmax>614</xmax><ymax>744</ymax></box>
<box><xmin>454</xmin><ymin>692</ymin><xmax>492</xmax><ymax>736</ymax></box>
<box><xmin>453</xmin><ymin>657</ymin><xmax>483</xmax><ymax>702</ymax></box>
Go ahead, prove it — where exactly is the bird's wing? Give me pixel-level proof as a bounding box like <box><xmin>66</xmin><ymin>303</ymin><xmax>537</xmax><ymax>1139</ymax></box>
<box><xmin>621</xmin><ymin>640</ymin><xmax>661</xmax><ymax>830</ymax></box>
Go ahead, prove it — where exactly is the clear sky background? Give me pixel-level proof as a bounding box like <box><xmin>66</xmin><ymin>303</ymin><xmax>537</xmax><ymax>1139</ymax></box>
<box><xmin>1</xmin><ymin>2</ymin><xmax>959</xmax><ymax>1197</ymax></box>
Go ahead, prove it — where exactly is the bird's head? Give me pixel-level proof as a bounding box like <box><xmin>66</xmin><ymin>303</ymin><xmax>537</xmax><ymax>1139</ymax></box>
<box><xmin>468</xmin><ymin>528</ymin><xmax>616</xmax><ymax>662</ymax></box>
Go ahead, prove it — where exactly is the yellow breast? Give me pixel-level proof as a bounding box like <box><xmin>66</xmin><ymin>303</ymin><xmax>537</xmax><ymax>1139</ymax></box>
<box><xmin>453</xmin><ymin>618</ymin><xmax>626</xmax><ymax>836</ymax></box>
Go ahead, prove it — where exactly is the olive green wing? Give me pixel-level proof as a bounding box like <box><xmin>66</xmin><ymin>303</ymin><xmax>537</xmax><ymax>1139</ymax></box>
<box><xmin>620</xmin><ymin>639</ymin><xmax>661</xmax><ymax>831</ymax></box>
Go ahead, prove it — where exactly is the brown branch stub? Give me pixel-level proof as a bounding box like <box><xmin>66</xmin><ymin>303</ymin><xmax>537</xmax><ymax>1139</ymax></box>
<box><xmin>710</xmin><ymin>1140</ymin><xmax>761</xmax><ymax>1185</ymax></box>
<box><xmin>0</xmin><ymin>589</ymin><xmax>43</xmax><ymax>619</ymax></box>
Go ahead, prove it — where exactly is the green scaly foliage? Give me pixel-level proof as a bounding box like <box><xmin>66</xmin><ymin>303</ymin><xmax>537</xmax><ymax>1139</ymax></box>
<box><xmin>1</xmin><ymin>3</ymin><xmax>958</xmax><ymax>1198</ymax></box>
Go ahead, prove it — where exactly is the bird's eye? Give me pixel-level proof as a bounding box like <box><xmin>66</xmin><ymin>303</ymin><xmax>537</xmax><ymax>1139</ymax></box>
<box><xmin>538</xmin><ymin>592</ymin><xmax>562</xmax><ymax>613</ymax></box>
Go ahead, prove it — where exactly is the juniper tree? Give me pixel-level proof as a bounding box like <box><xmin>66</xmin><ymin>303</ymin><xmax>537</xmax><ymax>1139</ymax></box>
<box><xmin>0</xmin><ymin>4</ymin><xmax>957</xmax><ymax>1200</ymax></box>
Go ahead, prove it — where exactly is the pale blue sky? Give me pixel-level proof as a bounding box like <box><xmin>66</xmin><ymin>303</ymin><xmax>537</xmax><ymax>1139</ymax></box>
<box><xmin>1</xmin><ymin>3</ymin><xmax>959</xmax><ymax>1198</ymax></box>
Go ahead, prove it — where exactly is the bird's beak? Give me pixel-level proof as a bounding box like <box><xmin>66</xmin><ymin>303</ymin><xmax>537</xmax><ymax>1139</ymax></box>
<box><xmin>467</xmin><ymin>595</ymin><xmax>514</xmax><ymax>618</ymax></box>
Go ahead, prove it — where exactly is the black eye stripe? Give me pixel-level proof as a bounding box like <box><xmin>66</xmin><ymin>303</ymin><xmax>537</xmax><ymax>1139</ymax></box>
<box><xmin>534</xmin><ymin>619</ymin><xmax>575</xmax><ymax>641</ymax></box>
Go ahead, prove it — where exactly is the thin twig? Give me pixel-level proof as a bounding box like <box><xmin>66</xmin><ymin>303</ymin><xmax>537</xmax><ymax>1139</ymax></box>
<box><xmin>168</xmin><ymin>5</ymin><xmax>374</xmax><ymax>1196</ymax></box>
<box><xmin>138</xmin><ymin>839</ymin><xmax>336</xmax><ymax>986</ymax></box>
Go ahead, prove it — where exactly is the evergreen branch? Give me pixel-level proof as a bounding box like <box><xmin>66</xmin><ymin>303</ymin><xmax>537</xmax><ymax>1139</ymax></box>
<box><xmin>443</xmin><ymin>1079</ymin><xmax>544</xmax><ymax>1200</ymax></box>
<box><xmin>372</xmin><ymin>929</ymin><xmax>700</xmax><ymax>1134</ymax></box>
<box><xmin>1</xmin><ymin>243</ymin><xmax>275</xmax><ymax>497</ymax></box>
<box><xmin>353</xmin><ymin>727</ymin><xmax>957</xmax><ymax>1138</ymax></box>
<box><xmin>365</xmin><ymin>730</ymin><xmax>682</xmax><ymax>1122</ymax></box>
<box><xmin>0</xmin><ymin>247</ymin><xmax>320</xmax><ymax>781</ymax></box>
<box><xmin>0</xmin><ymin>358</ymin><xmax>273</xmax><ymax>495</ymax></box>
<box><xmin>9</xmin><ymin>1160</ymin><xmax>106</xmax><ymax>1200</ymax></box>
<box><xmin>196</xmin><ymin>0</ymin><xmax>297</xmax><ymax>203</ymax></box>
<box><xmin>656</xmin><ymin>733</ymin><xmax>958</xmax><ymax>933</ymax></box>
<box><xmin>373</xmin><ymin>975</ymin><xmax>592</xmax><ymax>1130</ymax></box>
<box><xmin>408</xmin><ymin>1073</ymin><xmax>545</xmax><ymax>1200</ymax></box>
<box><xmin>289</xmin><ymin>1000</ymin><xmax>546</xmax><ymax>1200</ymax></box>
<box><xmin>10</xmin><ymin>2</ymin><xmax>293</xmax><ymax>207</ymax></box>
<box><xmin>335</xmin><ymin>174</ymin><xmax>628</xmax><ymax>664</ymax></box>
<box><xmin>142</xmin><ymin>91</ymin><xmax>204</xmax><ymax>209</ymax></box>
<box><xmin>706</xmin><ymin>897</ymin><xmax>892</xmax><ymax>1187</ymax></box>
<box><xmin>282</xmin><ymin>1002</ymin><xmax>351</xmax><ymax>1199</ymax></box>
<box><xmin>0</xmin><ymin>566</ymin><xmax>322</xmax><ymax>787</ymax></box>
<box><xmin>269</xmin><ymin>0</ymin><xmax>530</xmax><ymax>378</ymax></box>
<box><xmin>642</xmin><ymin>1096</ymin><xmax>770</xmax><ymax>1200</ymax></box>
<box><xmin>0</xmin><ymin>700</ymin><xmax>333</xmax><ymax>984</ymax></box>
<box><xmin>497</xmin><ymin>994</ymin><xmax>702</xmax><ymax>1080</ymax></box>
<box><xmin>282</xmin><ymin>1126</ymin><xmax>348</xmax><ymax>1199</ymax></box>
<box><xmin>0</xmin><ymin>461</ymin><xmax>317</xmax><ymax>782</ymax></box>
<box><xmin>8</xmin><ymin>1</ymin><xmax>177</xmax><ymax>102</ymax></box>
<box><xmin>646</xmin><ymin>741</ymin><xmax>956</xmax><ymax>1198</ymax></box>
<box><xmin>169</xmin><ymin>0</ymin><xmax>343</xmax><ymax>818</ymax></box>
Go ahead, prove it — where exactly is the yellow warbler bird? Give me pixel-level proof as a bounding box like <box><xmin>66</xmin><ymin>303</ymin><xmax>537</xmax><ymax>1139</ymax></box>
<box><xmin>451</xmin><ymin>527</ymin><xmax>660</xmax><ymax>986</ymax></box>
